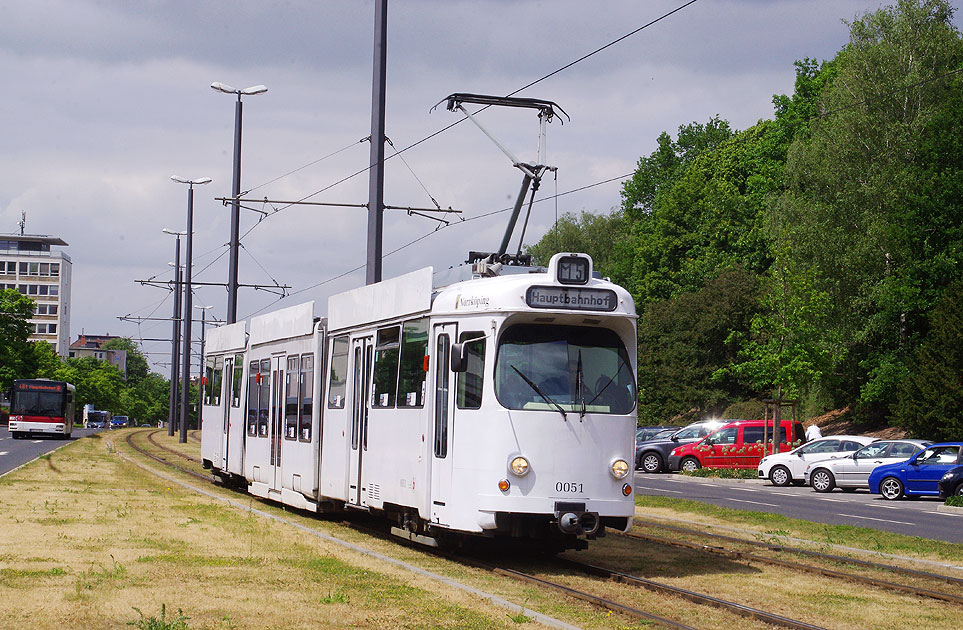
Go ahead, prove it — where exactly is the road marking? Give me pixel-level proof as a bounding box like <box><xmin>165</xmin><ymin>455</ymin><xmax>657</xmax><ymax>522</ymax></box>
<box><xmin>728</xmin><ymin>498</ymin><xmax>778</xmax><ymax>507</ymax></box>
<box><xmin>770</xmin><ymin>491</ymin><xmax>797</xmax><ymax>496</ymax></box>
<box><xmin>838</xmin><ymin>513</ymin><xmax>913</xmax><ymax>525</ymax></box>
<box><xmin>815</xmin><ymin>497</ymin><xmax>846</xmax><ymax>502</ymax></box>
<box><xmin>635</xmin><ymin>486</ymin><xmax>683</xmax><ymax>494</ymax></box>
<box><xmin>0</xmin><ymin>451</ymin><xmax>7</xmax><ymax>456</ymax></box>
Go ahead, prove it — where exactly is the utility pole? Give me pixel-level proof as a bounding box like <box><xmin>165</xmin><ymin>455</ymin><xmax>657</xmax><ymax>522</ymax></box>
<box><xmin>366</xmin><ymin>0</ymin><xmax>387</xmax><ymax>285</ymax></box>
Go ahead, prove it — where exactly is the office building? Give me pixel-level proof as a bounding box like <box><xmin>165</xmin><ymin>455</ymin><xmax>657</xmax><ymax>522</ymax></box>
<box><xmin>0</xmin><ymin>234</ymin><xmax>72</xmax><ymax>356</ymax></box>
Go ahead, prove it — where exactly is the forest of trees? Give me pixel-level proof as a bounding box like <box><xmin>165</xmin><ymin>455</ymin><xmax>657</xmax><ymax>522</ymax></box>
<box><xmin>528</xmin><ymin>0</ymin><xmax>963</xmax><ymax>439</ymax></box>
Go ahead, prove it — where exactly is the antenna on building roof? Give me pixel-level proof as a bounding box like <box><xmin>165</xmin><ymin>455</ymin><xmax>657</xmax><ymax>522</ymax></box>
<box><xmin>19</xmin><ymin>211</ymin><xmax>26</xmax><ymax>236</ymax></box>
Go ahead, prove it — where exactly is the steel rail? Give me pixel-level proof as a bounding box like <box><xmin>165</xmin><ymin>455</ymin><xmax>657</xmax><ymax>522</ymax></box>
<box><xmin>145</xmin><ymin>429</ymin><xmax>203</xmax><ymax>464</ymax></box>
<box><xmin>622</xmin><ymin>529</ymin><xmax>963</xmax><ymax>606</ymax></box>
<box><xmin>554</xmin><ymin>556</ymin><xmax>828</xmax><ymax>630</ymax></box>
<box><xmin>628</xmin><ymin>518</ymin><xmax>963</xmax><ymax>588</ymax></box>
<box><xmin>125</xmin><ymin>430</ymin><xmax>210</xmax><ymax>483</ymax></box>
<box><xmin>343</xmin><ymin>521</ymin><xmax>698</xmax><ymax>630</ymax></box>
<box><xmin>123</xmin><ymin>430</ymin><xmax>690</xmax><ymax>629</ymax></box>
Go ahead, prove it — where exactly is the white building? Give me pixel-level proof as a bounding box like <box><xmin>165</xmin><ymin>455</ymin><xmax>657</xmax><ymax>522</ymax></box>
<box><xmin>0</xmin><ymin>234</ymin><xmax>72</xmax><ymax>356</ymax></box>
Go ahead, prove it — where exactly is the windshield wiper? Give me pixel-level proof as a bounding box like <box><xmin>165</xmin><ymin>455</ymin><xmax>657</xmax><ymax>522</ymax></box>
<box><xmin>576</xmin><ymin>350</ymin><xmax>585</xmax><ymax>420</ymax></box>
<box><xmin>511</xmin><ymin>365</ymin><xmax>567</xmax><ymax>420</ymax></box>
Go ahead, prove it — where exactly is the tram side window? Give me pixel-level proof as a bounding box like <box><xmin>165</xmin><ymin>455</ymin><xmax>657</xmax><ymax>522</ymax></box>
<box><xmin>285</xmin><ymin>356</ymin><xmax>299</xmax><ymax>440</ymax></box>
<box><xmin>247</xmin><ymin>361</ymin><xmax>258</xmax><ymax>436</ymax></box>
<box><xmin>398</xmin><ymin>318</ymin><xmax>428</xmax><ymax>407</ymax></box>
<box><xmin>372</xmin><ymin>326</ymin><xmax>400</xmax><ymax>408</ymax></box>
<box><xmin>299</xmin><ymin>353</ymin><xmax>314</xmax><ymax>441</ymax></box>
<box><xmin>204</xmin><ymin>356</ymin><xmax>223</xmax><ymax>406</ymax></box>
<box><xmin>232</xmin><ymin>354</ymin><xmax>243</xmax><ymax>407</ymax></box>
<box><xmin>258</xmin><ymin>359</ymin><xmax>271</xmax><ymax>437</ymax></box>
<box><xmin>434</xmin><ymin>334</ymin><xmax>450</xmax><ymax>458</ymax></box>
<box><xmin>327</xmin><ymin>336</ymin><xmax>349</xmax><ymax>408</ymax></box>
<box><xmin>457</xmin><ymin>332</ymin><xmax>486</xmax><ymax>409</ymax></box>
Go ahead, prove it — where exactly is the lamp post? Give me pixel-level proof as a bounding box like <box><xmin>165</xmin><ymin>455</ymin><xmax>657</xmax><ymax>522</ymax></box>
<box><xmin>210</xmin><ymin>81</ymin><xmax>267</xmax><ymax>324</ymax></box>
<box><xmin>162</xmin><ymin>229</ymin><xmax>185</xmax><ymax>436</ymax></box>
<box><xmin>195</xmin><ymin>305</ymin><xmax>214</xmax><ymax>433</ymax></box>
<box><xmin>171</xmin><ymin>175</ymin><xmax>212</xmax><ymax>443</ymax></box>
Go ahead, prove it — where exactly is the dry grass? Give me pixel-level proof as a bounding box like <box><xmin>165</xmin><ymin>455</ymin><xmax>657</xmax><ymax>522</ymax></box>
<box><xmin>0</xmin><ymin>433</ymin><xmax>544</xmax><ymax>629</ymax></box>
<box><xmin>565</xmin><ymin>531</ymin><xmax>959</xmax><ymax>630</ymax></box>
<box><xmin>6</xmin><ymin>430</ymin><xmax>958</xmax><ymax>630</ymax></box>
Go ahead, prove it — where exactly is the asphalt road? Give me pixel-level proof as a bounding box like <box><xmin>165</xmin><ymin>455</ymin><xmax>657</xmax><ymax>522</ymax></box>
<box><xmin>634</xmin><ymin>471</ymin><xmax>963</xmax><ymax>543</ymax></box>
<box><xmin>0</xmin><ymin>425</ymin><xmax>101</xmax><ymax>476</ymax></box>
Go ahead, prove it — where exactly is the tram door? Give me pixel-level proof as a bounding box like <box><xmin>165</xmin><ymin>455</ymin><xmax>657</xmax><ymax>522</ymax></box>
<box><xmin>430</xmin><ymin>323</ymin><xmax>456</xmax><ymax>525</ymax></box>
<box><xmin>348</xmin><ymin>337</ymin><xmax>373</xmax><ymax>506</ymax></box>
<box><xmin>219</xmin><ymin>356</ymin><xmax>233</xmax><ymax>470</ymax></box>
<box><xmin>268</xmin><ymin>355</ymin><xmax>285</xmax><ymax>489</ymax></box>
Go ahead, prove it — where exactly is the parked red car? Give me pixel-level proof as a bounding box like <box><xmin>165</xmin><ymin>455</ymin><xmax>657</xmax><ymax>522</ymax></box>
<box><xmin>667</xmin><ymin>419</ymin><xmax>805</xmax><ymax>472</ymax></box>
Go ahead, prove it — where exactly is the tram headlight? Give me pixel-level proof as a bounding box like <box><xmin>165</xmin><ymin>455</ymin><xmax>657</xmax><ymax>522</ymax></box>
<box><xmin>510</xmin><ymin>456</ymin><xmax>531</xmax><ymax>477</ymax></box>
<box><xmin>611</xmin><ymin>458</ymin><xmax>630</xmax><ymax>479</ymax></box>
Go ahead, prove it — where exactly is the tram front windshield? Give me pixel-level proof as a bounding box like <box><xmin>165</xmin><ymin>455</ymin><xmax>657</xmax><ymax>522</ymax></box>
<box><xmin>495</xmin><ymin>324</ymin><xmax>635</xmax><ymax>415</ymax></box>
<box><xmin>12</xmin><ymin>390</ymin><xmax>64</xmax><ymax>417</ymax></box>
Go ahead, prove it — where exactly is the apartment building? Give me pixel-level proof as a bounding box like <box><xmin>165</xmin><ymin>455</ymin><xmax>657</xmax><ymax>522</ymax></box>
<box><xmin>68</xmin><ymin>334</ymin><xmax>127</xmax><ymax>377</ymax></box>
<box><xmin>0</xmin><ymin>234</ymin><xmax>72</xmax><ymax>356</ymax></box>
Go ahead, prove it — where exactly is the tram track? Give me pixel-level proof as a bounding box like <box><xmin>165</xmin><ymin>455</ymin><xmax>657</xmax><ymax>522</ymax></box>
<box><xmin>621</xmin><ymin>518</ymin><xmax>963</xmax><ymax>603</ymax></box>
<box><xmin>119</xmin><ymin>429</ymin><xmax>961</xmax><ymax>630</ymax></box>
<box><xmin>125</xmin><ymin>430</ymin><xmax>701</xmax><ymax>628</ymax></box>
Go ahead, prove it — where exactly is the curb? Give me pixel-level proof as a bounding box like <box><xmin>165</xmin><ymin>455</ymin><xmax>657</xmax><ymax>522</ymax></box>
<box><xmin>676</xmin><ymin>474</ymin><xmax>768</xmax><ymax>485</ymax></box>
<box><xmin>937</xmin><ymin>503</ymin><xmax>963</xmax><ymax>516</ymax></box>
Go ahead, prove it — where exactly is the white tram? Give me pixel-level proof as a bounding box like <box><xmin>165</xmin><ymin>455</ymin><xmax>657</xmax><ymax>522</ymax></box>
<box><xmin>201</xmin><ymin>253</ymin><xmax>637</xmax><ymax>548</ymax></box>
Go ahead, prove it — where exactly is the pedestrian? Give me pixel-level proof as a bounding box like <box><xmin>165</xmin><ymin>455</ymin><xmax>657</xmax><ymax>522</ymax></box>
<box><xmin>805</xmin><ymin>423</ymin><xmax>822</xmax><ymax>441</ymax></box>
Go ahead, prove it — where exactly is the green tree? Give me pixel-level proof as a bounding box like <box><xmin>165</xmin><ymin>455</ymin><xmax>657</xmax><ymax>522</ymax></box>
<box><xmin>22</xmin><ymin>340</ymin><xmax>64</xmax><ymax>379</ymax></box>
<box><xmin>525</xmin><ymin>210</ymin><xmax>631</xmax><ymax>284</ymax></box>
<box><xmin>621</xmin><ymin>116</ymin><xmax>734</xmax><ymax>220</ymax></box>
<box><xmin>637</xmin><ymin>267</ymin><xmax>762</xmax><ymax>424</ymax></box>
<box><xmin>775</xmin><ymin>0</ymin><xmax>963</xmax><ymax>419</ymax></box>
<box><xmin>0</xmin><ymin>289</ymin><xmax>36</xmax><ymax>390</ymax></box>
<box><xmin>621</xmin><ymin>118</ymin><xmax>787</xmax><ymax>307</ymax></box>
<box><xmin>717</xmin><ymin>241</ymin><xmax>838</xmax><ymax>407</ymax></box>
<box><xmin>893</xmin><ymin>281</ymin><xmax>963</xmax><ymax>440</ymax></box>
<box><xmin>54</xmin><ymin>356</ymin><xmax>125</xmax><ymax>413</ymax></box>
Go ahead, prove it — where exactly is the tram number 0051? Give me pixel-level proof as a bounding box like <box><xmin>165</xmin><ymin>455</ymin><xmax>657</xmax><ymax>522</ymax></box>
<box><xmin>555</xmin><ymin>482</ymin><xmax>584</xmax><ymax>493</ymax></box>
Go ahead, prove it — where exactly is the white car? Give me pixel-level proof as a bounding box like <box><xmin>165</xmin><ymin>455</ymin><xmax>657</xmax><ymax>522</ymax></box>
<box><xmin>804</xmin><ymin>439</ymin><xmax>931</xmax><ymax>492</ymax></box>
<box><xmin>758</xmin><ymin>435</ymin><xmax>877</xmax><ymax>487</ymax></box>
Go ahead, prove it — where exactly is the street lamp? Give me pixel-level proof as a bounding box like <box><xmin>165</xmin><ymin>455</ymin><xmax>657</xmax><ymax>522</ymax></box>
<box><xmin>211</xmin><ymin>81</ymin><xmax>268</xmax><ymax>324</ymax></box>
<box><xmin>162</xmin><ymin>229</ymin><xmax>185</xmax><ymax>437</ymax></box>
<box><xmin>195</xmin><ymin>304</ymin><xmax>214</xmax><ymax>433</ymax></box>
<box><xmin>171</xmin><ymin>175</ymin><xmax>212</xmax><ymax>443</ymax></box>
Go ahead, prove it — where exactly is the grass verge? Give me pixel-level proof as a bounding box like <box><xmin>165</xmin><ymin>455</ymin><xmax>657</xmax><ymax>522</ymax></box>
<box><xmin>0</xmin><ymin>432</ymin><xmax>549</xmax><ymax>629</ymax></box>
<box><xmin>635</xmin><ymin>494</ymin><xmax>963</xmax><ymax>562</ymax></box>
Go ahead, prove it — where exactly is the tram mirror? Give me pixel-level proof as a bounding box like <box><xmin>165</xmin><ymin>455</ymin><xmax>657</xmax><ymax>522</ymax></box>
<box><xmin>450</xmin><ymin>343</ymin><xmax>468</xmax><ymax>372</ymax></box>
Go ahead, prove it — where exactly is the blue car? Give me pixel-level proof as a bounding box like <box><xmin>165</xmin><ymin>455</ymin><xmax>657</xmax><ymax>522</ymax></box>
<box><xmin>868</xmin><ymin>442</ymin><xmax>963</xmax><ymax>500</ymax></box>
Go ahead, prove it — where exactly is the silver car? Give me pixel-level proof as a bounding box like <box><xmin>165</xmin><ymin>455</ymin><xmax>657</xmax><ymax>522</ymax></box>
<box><xmin>805</xmin><ymin>439</ymin><xmax>931</xmax><ymax>492</ymax></box>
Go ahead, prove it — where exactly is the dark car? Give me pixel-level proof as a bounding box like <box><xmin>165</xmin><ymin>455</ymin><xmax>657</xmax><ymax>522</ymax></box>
<box><xmin>112</xmin><ymin>415</ymin><xmax>129</xmax><ymax>428</ymax></box>
<box><xmin>635</xmin><ymin>421</ymin><xmax>723</xmax><ymax>473</ymax></box>
<box><xmin>868</xmin><ymin>442</ymin><xmax>963</xmax><ymax>500</ymax></box>
<box><xmin>938</xmin><ymin>465</ymin><xmax>963</xmax><ymax>499</ymax></box>
<box><xmin>636</xmin><ymin>426</ymin><xmax>674</xmax><ymax>444</ymax></box>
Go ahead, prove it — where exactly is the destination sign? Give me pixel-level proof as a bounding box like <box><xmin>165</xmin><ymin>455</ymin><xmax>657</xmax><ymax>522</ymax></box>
<box><xmin>15</xmin><ymin>382</ymin><xmax>64</xmax><ymax>392</ymax></box>
<box><xmin>526</xmin><ymin>286</ymin><xmax>618</xmax><ymax>311</ymax></box>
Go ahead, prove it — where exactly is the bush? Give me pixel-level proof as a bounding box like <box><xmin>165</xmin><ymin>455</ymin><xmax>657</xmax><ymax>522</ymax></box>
<box><xmin>681</xmin><ymin>467</ymin><xmax>758</xmax><ymax>479</ymax></box>
<box><xmin>946</xmin><ymin>495</ymin><xmax>963</xmax><ymax>508</ymax></box>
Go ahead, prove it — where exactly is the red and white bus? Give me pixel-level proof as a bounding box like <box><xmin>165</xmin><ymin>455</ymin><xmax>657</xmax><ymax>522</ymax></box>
<box><xmin>9</xmin><ymin>379</ymin><xmax>76</xmax><ymax>439</ymax></box>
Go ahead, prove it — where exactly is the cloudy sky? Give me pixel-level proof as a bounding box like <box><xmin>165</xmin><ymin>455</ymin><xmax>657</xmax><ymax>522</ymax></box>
<box><xmin>0</xmin><ymin>0</ymin><xmax>934</xmax><ymax>372</ymax></box>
